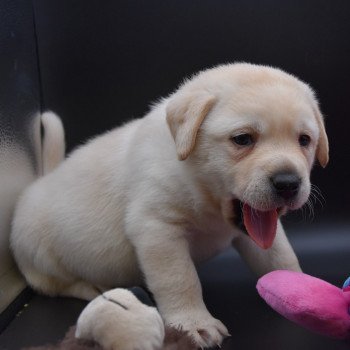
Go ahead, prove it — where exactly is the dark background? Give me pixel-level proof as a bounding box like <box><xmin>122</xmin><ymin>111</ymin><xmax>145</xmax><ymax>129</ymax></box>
<box><xmin>0</xmin><ymin>0</ymin><xmax>40</xmax><ymax>164</ymax></box>
<box><xmin>32</xmin><ymin>0</ymin><xmax>350</xmax><ymax>223</ymax></box>
<box><xmin>1</xmin><ymin>1</ymin><xmax>350</xmax><ymax>349</ymax></box>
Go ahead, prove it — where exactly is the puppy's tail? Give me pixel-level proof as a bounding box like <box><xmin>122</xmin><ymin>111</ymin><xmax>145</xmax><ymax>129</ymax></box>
<box><xmin>41</xmin><ymin>111</ymin><xmax>65</xmax><ymax>175</ymax></box>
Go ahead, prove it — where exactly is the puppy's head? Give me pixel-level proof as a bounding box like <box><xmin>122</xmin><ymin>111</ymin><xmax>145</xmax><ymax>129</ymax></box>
<box><xmin>167</xmin><ymin>63</ymin><xmax>329</xmax><ymax>249</ymax></box>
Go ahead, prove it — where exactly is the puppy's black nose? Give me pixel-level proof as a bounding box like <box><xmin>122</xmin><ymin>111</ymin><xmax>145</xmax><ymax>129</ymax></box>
<box><xmin>271</xmin><ymin>173</ymin><xmax>301</xmax><ymax>200</ymax></box>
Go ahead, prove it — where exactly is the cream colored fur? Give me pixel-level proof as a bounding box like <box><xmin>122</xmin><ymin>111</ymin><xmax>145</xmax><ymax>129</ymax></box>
<box><xmin>76</xmin><ymin>289</ymin><xmax>165</xmax><ymax>350</ymax></box>
<box><xmin>41</xmin><ymin>111</ymin><xmax>65</xmax><ymax>174</ymax></box>
<box><xmin>11</xmin><ymin>63</ymin><xmax>328</xmax><ymax>348</ymax></box>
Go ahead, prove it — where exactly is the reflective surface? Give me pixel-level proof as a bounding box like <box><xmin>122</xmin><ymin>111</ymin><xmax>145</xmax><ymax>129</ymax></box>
<box><xmin>0</xmin><ymin>0</ymin><xmax>41</xmax><ymax>312</ymax></box>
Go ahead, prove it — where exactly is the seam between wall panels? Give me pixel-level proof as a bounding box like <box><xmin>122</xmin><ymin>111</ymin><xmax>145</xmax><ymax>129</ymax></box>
<box><xmin>31</xmin><ymin>0</ymin><xmax>44</xmax><ymax>175</ymax></box>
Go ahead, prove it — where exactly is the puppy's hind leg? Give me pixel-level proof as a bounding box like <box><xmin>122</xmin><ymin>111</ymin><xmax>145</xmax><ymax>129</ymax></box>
<box><xmin>60</xmin><ymin>280</ymin><xmax>101</xmax><ymax>301</ymax></box>
<box><xmin>21</xmin><ymin>266</ymin><xmax>100</xmax><ymax>301</ymax></box>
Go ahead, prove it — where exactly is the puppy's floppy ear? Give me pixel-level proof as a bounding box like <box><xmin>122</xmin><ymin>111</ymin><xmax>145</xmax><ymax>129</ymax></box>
<box><xmin>166</xmin><ymin>92</ymin><xmax>216</xmax><ymax>160</ymax></box>
<box><xmin>313</xmin><ymin>104</ymin><xmax>329</xmax><ymax>168</ymax></box>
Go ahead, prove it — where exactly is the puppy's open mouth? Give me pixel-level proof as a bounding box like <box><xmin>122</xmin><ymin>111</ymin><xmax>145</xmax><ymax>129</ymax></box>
<box><xmin>234</xmin><ymin>200</ymin><xmax>283</xmax><ymax>250</ymax></box>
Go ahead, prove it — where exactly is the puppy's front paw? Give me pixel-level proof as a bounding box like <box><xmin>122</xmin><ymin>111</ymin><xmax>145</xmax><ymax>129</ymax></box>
<box><xmin>76</xmin><ymin>288</ymin><xmax>165</xmax><ymax>350</ymax></box>
<box><xmin>165</xmin><ymin>310</ymin><xmax>230</xmax><ymax>349</ymax></box>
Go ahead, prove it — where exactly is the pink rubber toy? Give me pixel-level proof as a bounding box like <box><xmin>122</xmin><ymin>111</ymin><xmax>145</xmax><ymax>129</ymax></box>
<box><xmin>257</xmin><ymin>270</ymin><xmax>350</xmax><ymax>339</ymax></box>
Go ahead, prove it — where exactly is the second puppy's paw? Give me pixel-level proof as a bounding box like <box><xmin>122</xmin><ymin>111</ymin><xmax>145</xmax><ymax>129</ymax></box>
<box><xmin>76</xmin><ymin>288</ymin><xmax>165</xmax><ymax>350</ymax></box>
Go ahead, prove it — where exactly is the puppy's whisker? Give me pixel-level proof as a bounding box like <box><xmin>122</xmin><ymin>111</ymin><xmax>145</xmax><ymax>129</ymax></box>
<box><xmin>308</xmin><ymin>202</ymin><xmax>313</xmax><ymax>220</ymax></box>
<box><xmin>301</xmin><ymin>204</ymin><xmax>306</xmax><ymax>222</ymax></box>
<box><xmin>310</xmin><ymin>183</ymin><xmax>324</xmax><ymax>197</ymax></box>
<box><xmin>306</xmin><ymin>198</ymin><xmax>315</xmax><ymax>221</ymax></box>
<box><xmin>310</xmin><ymin>185</ymin><xmax>326</xmax><ymax>208</ymax></box>
<box><xmin>297</xmin><ymin>197</ymin><xmax>315</xmax><ymax>223</ymax></box>
<box><xmin>310</xmin><ymin>192</ymin><xmax>322</xmax><ymax>209</ymax></box>
<box><xmin>311</xmin><ymin>184</ymin><xmax>325</xmax><ymax>200</ymax></box>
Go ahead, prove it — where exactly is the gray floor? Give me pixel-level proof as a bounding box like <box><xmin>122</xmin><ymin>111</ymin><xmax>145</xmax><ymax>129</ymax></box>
<box><xmin>1</xmin><ymin>222</ymin><xmax>350</xmax><ymax>349</ymax></box>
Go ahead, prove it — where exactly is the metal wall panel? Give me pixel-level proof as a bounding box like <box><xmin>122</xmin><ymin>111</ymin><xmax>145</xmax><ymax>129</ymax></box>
<box><xmin>0</xmin><ymin>0</ymin><xmax>41</xmax><ymax>312</ymax></box>
<box><xmin>33</xmin><ymin>0</ymin><xmax>350</xmax><ymax>222</ymax></box>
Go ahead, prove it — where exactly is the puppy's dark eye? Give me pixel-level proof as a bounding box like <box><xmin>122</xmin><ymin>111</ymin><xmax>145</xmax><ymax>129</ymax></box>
<box><xmin>231</xmin><ymin>134</ymin><xmax>254</xmax><ymax>146</ymax></box>
<box><xmin>299</xmin><ymin>134</ymin><xmax>311</xmax><ymax>147</ymax></box>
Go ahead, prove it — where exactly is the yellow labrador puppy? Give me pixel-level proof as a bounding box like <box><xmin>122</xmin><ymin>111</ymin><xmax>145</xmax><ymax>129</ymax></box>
<box><xmin>11</xmin><ymin>63</ymin><xmax>328</xmax><ymax>348</ymax></box>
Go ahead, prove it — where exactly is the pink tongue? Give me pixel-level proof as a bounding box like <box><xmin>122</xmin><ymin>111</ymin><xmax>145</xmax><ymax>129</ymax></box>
<box><xmin>243</xmin><ymin>204</ymin><xmax>278</xmax><ymax>249</ymax></box>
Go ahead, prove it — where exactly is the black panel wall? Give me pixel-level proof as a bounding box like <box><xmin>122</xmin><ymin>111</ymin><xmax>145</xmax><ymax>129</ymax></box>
<box><xmin>33</xmin><ymin>0</ymin><xmax>350</xmax><ymax>222</ymax></box>
<box><xmin>0</xmin><ymin>0</ymin><xmax>41</xmax><ymax>321</ymax></box>
<box><xmin>0</xmin><ymin>0</ymin><xmax>41</xmax><ymax>162</ymax></box>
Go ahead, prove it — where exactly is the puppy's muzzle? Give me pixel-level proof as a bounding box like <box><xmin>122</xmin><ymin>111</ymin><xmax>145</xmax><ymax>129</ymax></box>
<box><xmin>270</xmin><ymin>172</ymin><xmax>301</xmax><ymax>200</ymax></box>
